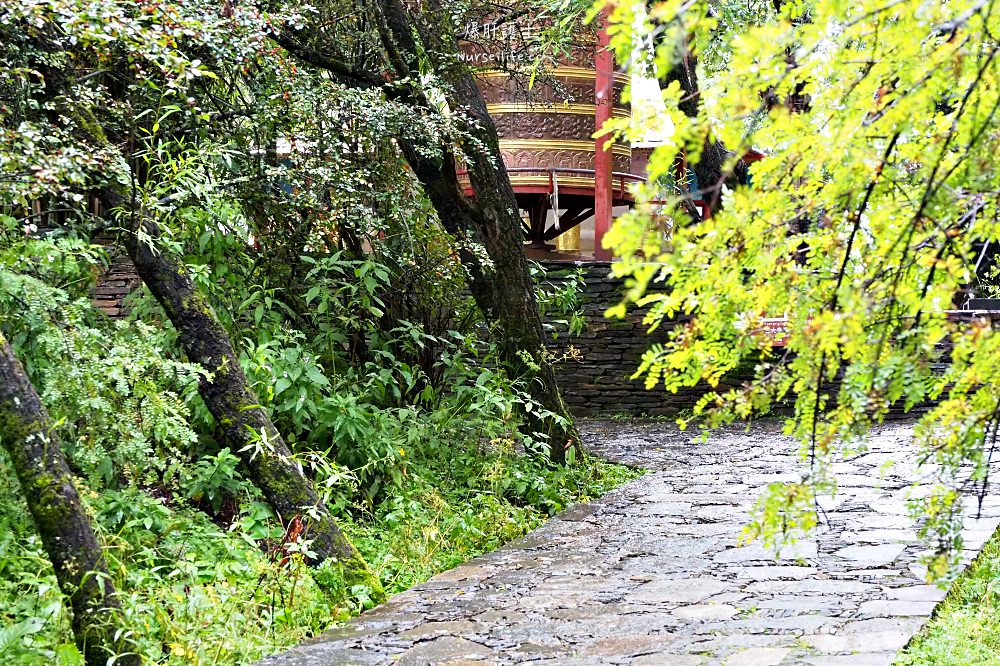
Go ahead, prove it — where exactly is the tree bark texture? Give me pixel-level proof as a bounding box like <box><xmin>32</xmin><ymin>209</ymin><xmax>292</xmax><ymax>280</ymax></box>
<box><xmin>101</xmin><ymin>192</ymin><xmax>383</xmax><ymax>598</ymax></box>
<box><xmin>0</xmin><ymin>338</ymin><xmax>138</xmax><ymax>666</ymax></box>
<box><xmin>368</xmin><ymin>0</ymin><xmax>580</xmax><ymax>462</ymax></box>
<box><xmin>660</xmin><ymin>37</ymin><xmax>749</xmax><ymax>214</ymax></box>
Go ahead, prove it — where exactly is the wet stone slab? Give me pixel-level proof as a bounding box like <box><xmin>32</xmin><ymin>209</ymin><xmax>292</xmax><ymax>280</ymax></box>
<box><xmin>257</xmin><ymin>421</ymin><xmax>1000</xmax><ymax>666</ymax></box>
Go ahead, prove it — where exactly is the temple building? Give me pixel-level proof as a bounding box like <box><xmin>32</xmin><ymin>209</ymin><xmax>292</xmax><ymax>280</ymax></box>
<box><xmin>457</xmin><ymin>11</ymin><xmax>649</xmax><ymax>260</ymax></box>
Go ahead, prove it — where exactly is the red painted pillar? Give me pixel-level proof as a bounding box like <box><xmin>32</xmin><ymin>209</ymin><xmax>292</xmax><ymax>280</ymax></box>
<box><xmin>593</xmin><ymin>7</ymin><xmax>614</xmax><ymax>261</ymax></box>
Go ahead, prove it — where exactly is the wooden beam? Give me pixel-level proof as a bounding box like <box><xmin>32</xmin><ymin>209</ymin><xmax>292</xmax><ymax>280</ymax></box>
<box><xmin>543</xmin><ymin>207</ymin><xmax>594</xmax><ymax>241</ymax></box>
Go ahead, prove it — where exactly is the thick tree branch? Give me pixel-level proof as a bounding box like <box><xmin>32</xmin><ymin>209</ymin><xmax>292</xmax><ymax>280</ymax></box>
<box><xmin>271</xmin><ymin>30</ymin><xmax>401</xmax><ymax>96</ymax></box>
<box><xmin>366</xmin><ymin>0</ymin><xmax>581</xmax><ymax>462</ymax></box>
<box><xmin>0</xmin><ymin>338</ymin><xmax>138</xmax><ymax>666</ymax></box>
<box><xmin>98</xmin><ymin>188</ymin><xmax>383</xmax><ymax>598</ymax></box>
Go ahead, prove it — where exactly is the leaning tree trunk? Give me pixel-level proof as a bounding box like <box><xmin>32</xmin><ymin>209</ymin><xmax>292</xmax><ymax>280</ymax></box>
<box><xmin>0</xmin><ymin>337</ymin><xmax>138</xmax><ymax>666</ymax></box>
<box><xmin>659</xmin><ymin>33</ymin><xmax>748</xmax><ymax>214</ymax></box>
<box><xmin>370</xmin><ymin>0</ymin><xmax>580</xmax><ymax>463</ymax></box>
<box><xmin>101</xmin><ymin>192</ymin><xmax>383</xmax><ymax>598</ymax></box>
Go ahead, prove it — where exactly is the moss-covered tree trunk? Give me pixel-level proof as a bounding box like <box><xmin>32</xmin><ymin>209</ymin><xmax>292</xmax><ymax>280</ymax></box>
<box><xmin>369</xmin><ymin>0</ymin><xmax>580</xmax><ymax>463</ymax></box>
<box><xmin>100</xmin><ymin>192</ymin><xmax>383</xmax><ymax>598</ymax></box>
<box><xmin>0</xmin><ymin>337</ymin><xmax>138</xmax><ymax>666</ymax></box>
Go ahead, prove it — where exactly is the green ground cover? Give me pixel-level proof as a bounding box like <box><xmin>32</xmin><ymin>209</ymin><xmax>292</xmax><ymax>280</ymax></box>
<box><xmin>0</xmin><ymin>229</ymin><xmax>642</xmax><ymax>665</ymax></box>
<box><xmin>0</xmin><ymin>444</ymin><xmax>640</xmax><ymax>665</ymax></box>
<box><xmin>898</xmin><ymin>526</ymin><xmax>1000</xmax><ymax>665</ymax></box>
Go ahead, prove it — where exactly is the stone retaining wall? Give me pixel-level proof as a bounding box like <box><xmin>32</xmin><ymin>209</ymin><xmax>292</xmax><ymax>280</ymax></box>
<box><xmin>90</xmin><ymin>239</ymin><xmax>141</xmax><ymax>317</ymax></box>
<box><xmin>539</xmin><ymin>260</ymin><xmax>721</xmax><ymax>417</ymax></box>
<box><xmin>539</xmin><ymin>260</ymin><xmax>1000</xmax><ymax>418</ymax></box>
<box><xmin>88</xmin><ymin>253</ymin><xmax>711</xmax><ymax>416</ymax></box>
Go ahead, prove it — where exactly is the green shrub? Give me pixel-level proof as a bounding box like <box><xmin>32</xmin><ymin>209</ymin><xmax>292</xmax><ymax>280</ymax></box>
<box><xmin>0</xmin><ymin>190</ymin><xmax>641</xmax><ymax>666</ymax></box>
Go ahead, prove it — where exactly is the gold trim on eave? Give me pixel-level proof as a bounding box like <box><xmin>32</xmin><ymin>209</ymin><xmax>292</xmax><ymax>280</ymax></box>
<box><xmin>487</xmin><ymin>103</ymin><xmax>630</xmax><ymax>118</ymax></box>
<box><xmin>499</xmin><ymin>139</ymin><xmax>631</xmax><ymax>157</ymax></box>
<box><xmin>508</xmin><ymin>175</ymin><xmax>616</xmax><ymax>188</ymax></box>
<box><xmin>477</xmin><ymin>68</ymin><xmax>629</xmax><ymax>85</ymax></box>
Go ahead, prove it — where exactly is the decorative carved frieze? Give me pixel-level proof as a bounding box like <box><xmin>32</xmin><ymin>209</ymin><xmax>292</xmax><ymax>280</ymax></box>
<box><xmin>457</xmin><ymin>11</ymin><xmax>643</xmax><ymax>190</ymax></box>
<box><xmin>501</xmin><ymin>148</ymin><xmax>631</xmax><ymax>173</ymax></box>
<box><xmin>493</xmin><ymin>112</ymin><xmax>595</xmax><ymax>141</ymax></box>
<box><xmin>478</xmin><ymin>74</ymin><xmax>626</xmax><ymax>108</ymax></box>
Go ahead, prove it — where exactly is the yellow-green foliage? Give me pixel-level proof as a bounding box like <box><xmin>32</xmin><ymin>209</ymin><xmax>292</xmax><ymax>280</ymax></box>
<box><xmin>603</xmin><ymin>0</ymin><xmax>1000</xmax><ymax>565</ymax></box>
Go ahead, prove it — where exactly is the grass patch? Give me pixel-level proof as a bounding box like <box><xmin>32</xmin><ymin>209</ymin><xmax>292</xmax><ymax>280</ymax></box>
<box><xmin>897</xmin><ymin>524</ymin><xmax>1000</xmax><ymax>665</ymax></box>
<box><xmin>351</xmin><ymin>452</ymin><xmax>642</xmax><ymax>595</ymax></box>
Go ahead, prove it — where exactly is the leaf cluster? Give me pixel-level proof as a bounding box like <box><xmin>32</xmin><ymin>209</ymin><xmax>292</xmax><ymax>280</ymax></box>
<box><xmin>607</xmin><ymin>0</ymin><xmax>1000</xmax><ymax>566</ymax></box>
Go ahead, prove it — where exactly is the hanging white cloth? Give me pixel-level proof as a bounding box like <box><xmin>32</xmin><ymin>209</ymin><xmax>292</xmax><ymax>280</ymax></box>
<box><xmin>549</xmin><ymin>169</ymin><xmax>561</xmax><ymax>231</ymax></box>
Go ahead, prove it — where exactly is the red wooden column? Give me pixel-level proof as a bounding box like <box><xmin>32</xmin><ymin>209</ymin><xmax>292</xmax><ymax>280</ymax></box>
<box><xmin>593</xmin><ymin>8</ymin><xmax>614</xmax><ymax>261</ymax></box>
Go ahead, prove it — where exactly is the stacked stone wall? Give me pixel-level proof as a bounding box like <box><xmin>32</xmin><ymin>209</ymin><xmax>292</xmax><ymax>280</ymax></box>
<box><xmin>539</xmin><ymin>260</ymin><xmax>726</xmax><ymax>417</ymax></box>
<box><xmin>87</xmin><ymin>253</ymin><xmax>719</xmax><ymax>416</ymax></box>
<box><xmin>90</xmin><ymin>239</ymin><xmax>141</xmax><ymax>318</ymax></box>
<box><xmin>539</xmin><ymin>260</ymin><xmax>1000</xmax><ymax>418</ymax></box>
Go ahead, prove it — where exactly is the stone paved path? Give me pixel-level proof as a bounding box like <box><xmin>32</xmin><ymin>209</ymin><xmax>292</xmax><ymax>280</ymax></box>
<box><xmin>259</xmin><ymin>420</ymin><xmax>1000</xmax><ymax>666</ymax></box>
